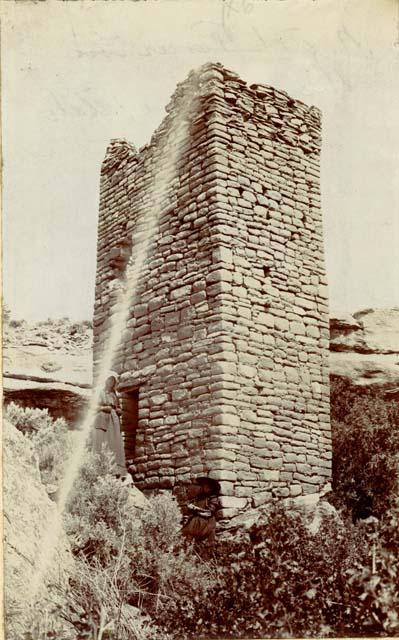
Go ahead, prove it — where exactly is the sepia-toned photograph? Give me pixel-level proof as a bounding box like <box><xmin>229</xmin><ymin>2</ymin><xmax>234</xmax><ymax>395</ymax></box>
<box><xmin>2</xmin><ymin>0</ymin><xmax>399</xmax><ymax>638</ymax></box>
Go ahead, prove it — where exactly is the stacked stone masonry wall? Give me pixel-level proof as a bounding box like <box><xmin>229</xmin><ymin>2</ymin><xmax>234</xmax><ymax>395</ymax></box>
<box><xmin>93</xmin><ymin>63</ymin><xmax>331</xmax><ymax>521</ymax></box>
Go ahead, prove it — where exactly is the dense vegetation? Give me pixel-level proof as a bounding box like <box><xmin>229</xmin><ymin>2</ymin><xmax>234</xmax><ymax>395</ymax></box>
<box><xmin>331</xmin><ymin>377</ymin><xmax>399</xmax><ymax>520</ymax></box>
<box><xmin>5</xmin><ymin>379</ymin><xmax>399</xmax><ymax>638</ymax></box>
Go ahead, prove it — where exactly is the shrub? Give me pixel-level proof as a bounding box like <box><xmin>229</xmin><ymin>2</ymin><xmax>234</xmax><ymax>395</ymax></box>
<box><xmin>64</xmin><ymin>447</ymin><xmax>133</xmax><ymax>565</ymax></box>
<box><xmin>159</xmin><ymin>504</ymin><xmax>374</xmax><ymax>639</ymax></box>
<box><xmin>30</xmin><ymin>417</ymin><xmax>74</xmax><ymax>486</ymax></box>
<box><xmin>5</xmin><ymin>402</ymin><xmax>59</xmax><ymax>434</ymax></box>
<box><xmin>45</xmin><ymin>557</ymin><xmax>172</xmax><ymax>640</ymax></box>
<box><xmin>69</xmin><ymin>322</ymin><xmax>87</xmax><ymax>336</ymax></box>
<box><xmin>64</xmin><ymin>448</ymin><xmax>215</xmax><ymax>634</ymax></box>
<box><xmin>346</xmin><ymin>501</ymin><xmax>399</xmax><ymax>635</ymax></box>
<box><xmin>18</xmin><ymin>558</ymin><xmax>171</xmax><ymax>640</ymax></box>
<box><xmin>9</xmin><ymin>318</ymin><xmax>25</xmax><ymax>328</ymax></box>
<box><xmin>160</xmin><ymin>502</ymin><xmax>399</xmax><ymax>640</ymax></box>
<box><xmin>331</xmin><ymin>378</ymin><xmax>399</xmax><ymax>519</ymax></box>
<box><xmin>5</xmin><ymin>402</ymin><xmax>73</xmax><ymax>485</ymax></box>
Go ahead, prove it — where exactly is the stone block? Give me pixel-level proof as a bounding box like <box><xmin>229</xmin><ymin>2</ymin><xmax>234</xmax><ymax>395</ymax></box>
<box><xmin>242</xmin><ymin>191</ymin><xmax>257</xmax><ymax>203</ymax></box>
<box><xmin>302</xmin><ymin>483</ymin><xmax>320</xmax><ymax>495</ymax></box>
<box><xmin>290</xmin><ymin>321</ymin><xmax>305</xmax><ymax>335</ymax></box>
<box><xmin>148</xmin><ymin>296</ymin><xmax>165</xmax><ymax>312</ymax></box>
<box><xmin>190</xmin><ymin>291</ymin><xmax>207</xmax><ymax>305</ymax></box>
<box><xmin>252</xmin><ymin>492</ymin><xmax>272</xmax><ymax>507</ymax></box>
<box><xmin>206</xmin><ymin>448</ymin><xmax>237</xmax><ymax>462</ymax></box>
<box><xmin>232</xmin><ymin>286</ymin><xmax>248</xmax><ymax>299</ymax></box>
<box><xmin>209</xmin><ymin>470</ymin><xmax>237</xmax><ymax>482</ymax></box>
<box><xmin>212</xmin><ymin>413</ymin><xmax>240</xmax><ymax>427</ymax></box>
<box><xmin>289</xmin><ymin>484</ymin><xmax>303</xmax><ymax>497</ymax></box>
<box><xmin>165</xmin><ymin>311</ymin><xmax>180</xmax><ymax>326</ymax></box>
<box><xmin>177</xmin><ymin>326</ymin><xmax>194</xmax><ymax>340</ymax></box>
<box><xmin>171</xmin><ymin>285</ymin><xmax>192</xmax><ymax>300</ymax></box>
<box><xmin>296</xmin><ymin>297</ymin><xmax>316</xmax><ymax>311</ymax></box>
<box><xmin>219</xmin><ymin>496</ymin><xmax>248</xmax><ymax>510</ymax></box>
<box><xmin>171</xmin><ymin>389</ymin><xmax>189</xmax><ymax>401</ymax></box>
<box><xmin>207</xmin><ymin>282</ymin><xmax>232</xmax><ymax>296</ymax></box>
<box><xmin>266</xmin><ymin>189</ymin><xmax>282</xmax><ymax>201</ymax></box>
<box><xmin>258</xmin><ymin>312</ymin><xmax>274</xmax><ymax>328</ymax></box>
<box><xmin>274</xmin><ymin>317</ymin><xmax>289</xmax><ymax>331</ymax></box>
<box><xmin>252</xmin><ymin>457</ymin><xmax>282</xmax><ymax>470</ymax></box>
<box><xmin>244</xmin><ymin>276</ymin><xmax>262</xmax><ymax>290</ymax></box>
<box><xmin>219</xmin><ymin>481</ymin><xmax>235</xmax><ymax>496</ymax></box>
<box><xmin>262</xmin><ymin>470</ymin><xmax>280</xmax><ymax>481</ymax></box>
<box><xmin>235</xmin><ymin>485</ymin><xmax>254</xmax><ymax>497</ymax></box>
<box><xmin>238</xmin><ymin>364</ymin><xmax>257</xmax><ymax>378</ymax></box>
<box><xmin>149</xmin><ymin>394</ymin><xmax>168</xmax><ymax>407</ymax></box>
<box><xmin>211</xmin><ymin>362</ymin><xmax>237</xmax><ymax>376</ymax></box>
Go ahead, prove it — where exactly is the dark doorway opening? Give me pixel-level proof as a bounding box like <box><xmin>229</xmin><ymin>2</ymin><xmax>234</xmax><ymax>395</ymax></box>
<box><xmin>120</xmin><ymin>388</ymin><xmax>139</xmax><ymax>463</ymax></box>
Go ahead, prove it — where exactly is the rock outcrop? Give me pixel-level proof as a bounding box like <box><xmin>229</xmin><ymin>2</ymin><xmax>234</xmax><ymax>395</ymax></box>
<box><xmin>3</xmin><ymin>419</ymin><xmax>74</xmax><ymax>638</ymax></box>
<box><xmin>3</xmin><ymin>319</ymin><xmax>92</xmax><ymax>425</ymax></box>
<box><xmin>330</xmin><ymin>308</ymin><xmax>399</xmax><ymax>396</ymax></box>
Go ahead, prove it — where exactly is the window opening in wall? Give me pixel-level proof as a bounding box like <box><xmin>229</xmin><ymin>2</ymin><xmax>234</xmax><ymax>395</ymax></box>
<box><xmin>263</xmin><ymin>265</ymin><xmax>272</xmax><ymax>278</ymax></box>
<box><xmin>120</xmin><ymin>387</ymin><xmax>139</xmax><ymax>463</ymax></box>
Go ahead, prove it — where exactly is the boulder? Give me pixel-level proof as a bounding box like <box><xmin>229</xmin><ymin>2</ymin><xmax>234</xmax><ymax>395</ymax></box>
<box><xmin>283</xmin><ymin>483</ymin><xmax>339</xmax><ymax>534</ymax></box>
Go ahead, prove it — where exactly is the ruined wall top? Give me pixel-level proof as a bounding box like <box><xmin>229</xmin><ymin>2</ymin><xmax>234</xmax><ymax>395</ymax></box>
<box><xmin>100</xmin><ymin>62</ymin><xmax>322</xmax><ymax>181</ymax></box>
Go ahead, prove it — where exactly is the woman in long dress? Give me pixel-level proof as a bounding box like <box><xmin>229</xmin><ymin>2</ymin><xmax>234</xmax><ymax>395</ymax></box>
<box><xmin>92</xmin><ymin>372</ymin><xmax>128</xmax><ymax>478</ymax></box>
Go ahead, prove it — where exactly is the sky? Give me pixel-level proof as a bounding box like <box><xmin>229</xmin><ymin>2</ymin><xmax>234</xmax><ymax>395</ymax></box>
<box><xmin>2</xmin><ymin>0</ymin><xmax>399</xmax><ymax>321</ymax></box>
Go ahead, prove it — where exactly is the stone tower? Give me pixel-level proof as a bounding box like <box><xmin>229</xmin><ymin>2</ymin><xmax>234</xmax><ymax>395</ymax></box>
<box><xmin>93</xmin><ymin>63</ymin><xmax>331</xmax><ymax>521</ymax></box>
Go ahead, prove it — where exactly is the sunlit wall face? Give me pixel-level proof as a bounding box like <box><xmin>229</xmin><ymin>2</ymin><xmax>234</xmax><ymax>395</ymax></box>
<box><xmin>92</xmin><ymin>63</ymin><xmax>330</xmax><ymax>518</ymax></box>
<box><xmin>29</xmin><ymin>69</ymin><xmax>203</xmax><ymax>601</ymax></box>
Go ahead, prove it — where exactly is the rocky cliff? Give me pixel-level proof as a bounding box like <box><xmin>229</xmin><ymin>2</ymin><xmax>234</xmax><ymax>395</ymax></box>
<box><xmin>330</xmin><ymin>308</ymin><xmax>399</xmax><ymax>397</ymax></box>
<box><xmin>3</xmin><ymin>319</ymin><xmax>92</xmax><ymax>425</ymax></box>
<box><xmin>3</xmin><ymin>419</ymin><xmax>73</xmax><ymax>638</ymax></box>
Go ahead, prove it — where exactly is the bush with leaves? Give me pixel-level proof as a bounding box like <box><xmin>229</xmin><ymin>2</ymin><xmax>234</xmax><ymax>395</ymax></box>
<box><xmin>5</xmin><ymin>402</ymin><xmax>74</xmax><ymax>485</ymax></box>
<box><xmin>158</xmin><ymin>504</ymin><xmax>377</xmax><ymax>639</ymax></box>
<box><xmin>17</xmin><ymin>561</ymin><xmax>170</xmax><ymax>640</ymax></box>
<box><xmin>64</xmin><ymin>447</ymin><xmax>215</xmax><ymax>636</ymax></box>
<box><xmin>6</xmin><ymin>386</ymin><xmax>399</xmax><ymax>639</ymax></box>
<box><xmin>346</xmin><ymin>500</ymin><xmax>399</xmax><ymax>636</ymax></box>
<box><xmin>41</xmin><ymin>556</ymin><xmax>172</xmax><ymax>640</ymax></box>
<box><xmin>331</xmin><ymin>377</ymin><xmax>399</xmax><ymax>519</ymax></box>
<box><xmin>161</xmin><ymin>503</ymin><xmax>399</xmax><ymax>639</ymax></box>
<box><xmin>5</xmin><ymin>402</ymin><xmax>56</xmax><ymax>434</ymax></box>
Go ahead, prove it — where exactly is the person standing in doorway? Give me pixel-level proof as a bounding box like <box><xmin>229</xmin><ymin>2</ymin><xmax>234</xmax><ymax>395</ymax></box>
<box><xmin>92</xmin><ymin>371</ymin><xmax>130</xmax><ymax>480</ymax></box>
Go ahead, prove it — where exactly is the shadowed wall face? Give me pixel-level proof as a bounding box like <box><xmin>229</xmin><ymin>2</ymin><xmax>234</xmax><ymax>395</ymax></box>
<box><xmin>93</xmin><ymin>63</ymin><xmax>330</xmax><ymax>521</ymax></box>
